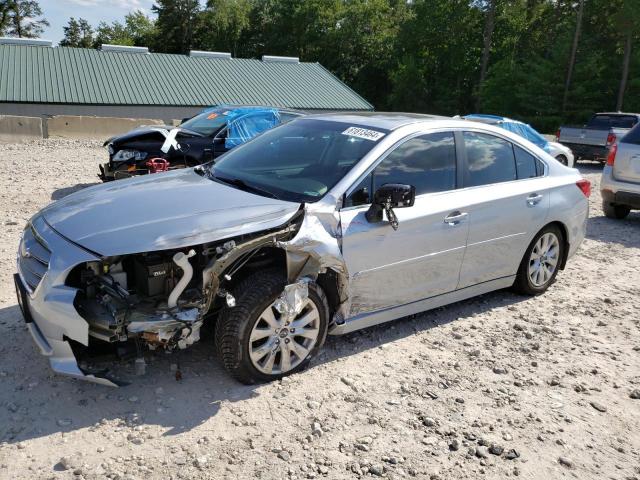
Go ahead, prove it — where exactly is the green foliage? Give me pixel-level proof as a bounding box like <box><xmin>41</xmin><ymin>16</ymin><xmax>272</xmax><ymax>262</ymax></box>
<box><xmin>2</xmin><ymin>0</ymin><xmax>49</xmax><ymax>38</ymax></box>
<box><xmin>198</xmin><ymin>0</ymin><xmax>252</xmax><ymax>56</ymax></box>
<box><xmin>50</xmin><ymin>0</ymin><xmax>640</xmax><ymax>129</ymax></box>
<box><xmin>60</xmin><ymin>18</ymin><xmax>93</xmax><ymax>48</ymax></box>
<box><xmin>152</xmin><ymin>0</ymin><xmax>201</xmax><ymax>53</ymax></box>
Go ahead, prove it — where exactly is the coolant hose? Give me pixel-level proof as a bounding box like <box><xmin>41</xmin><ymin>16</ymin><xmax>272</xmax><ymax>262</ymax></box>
<box><xmin>168</xmin><ymin>249</ymin><xmax>196</xmax><ymax>308</ymax></box>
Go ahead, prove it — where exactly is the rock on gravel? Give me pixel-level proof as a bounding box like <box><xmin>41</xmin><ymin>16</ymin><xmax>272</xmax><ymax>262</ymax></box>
<box><xmin>590</xmin><ymin>401</ymin><xmax>607</xmax><ymax>412</ymax></box>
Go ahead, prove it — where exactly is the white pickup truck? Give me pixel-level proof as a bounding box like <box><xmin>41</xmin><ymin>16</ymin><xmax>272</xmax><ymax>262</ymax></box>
<box><xmin>556</xmin><ymin>112</ymin><xmax>640</xmax><ymax>163</ymax></box>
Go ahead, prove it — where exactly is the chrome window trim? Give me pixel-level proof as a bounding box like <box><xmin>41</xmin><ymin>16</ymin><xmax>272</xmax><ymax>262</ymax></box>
<box><xmin>341</xmin><ymin>125</ymin><xmax>549</xmax><ymax>209</ymax></box>
<box><xmin>342</xmin><ymin>128</ymin><xmax>459</xmax><ymax>205</ymax></box>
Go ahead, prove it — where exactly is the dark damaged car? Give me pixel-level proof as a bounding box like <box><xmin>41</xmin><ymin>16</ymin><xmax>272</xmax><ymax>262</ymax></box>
<box><xmin>99</xmin><ymin>105</ymin><xmax>303</xmax><ymax>181</ymax></box>
<box><xmin>16</xmin><ymin>113</ymin><xmax>588</xmax><ymax>386</ymax></box>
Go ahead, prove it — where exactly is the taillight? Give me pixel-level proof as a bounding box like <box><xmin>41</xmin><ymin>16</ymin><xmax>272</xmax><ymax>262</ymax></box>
<box><xmin>576</xmin><ymin>179</ymin><xmax>591</xmax><ymax>197</ymax></box>
<box><xmin>606</xmin><ymin>143</ymin><xmax>618</xmax><ymax>166</ymax></box>
<box><xmin>555</xmin><ymin>129</ymin><xmax>561</xmax><ymax>141</ymax></box>
<box><xmin>606</xmin><ymin>132</ymin><xmax>616</xmax><ymax>146</ymax></box>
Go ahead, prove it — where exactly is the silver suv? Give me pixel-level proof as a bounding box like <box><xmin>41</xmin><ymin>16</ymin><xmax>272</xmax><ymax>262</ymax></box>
<box><xmin>601</xmin><ymin>123</ymin><xmax>640</xmax><ymax>219</ymax></box>
<box><xmin>15</xmin><ymin>113</ymin><xmax>590</xmax><ymax>386</ymax></box>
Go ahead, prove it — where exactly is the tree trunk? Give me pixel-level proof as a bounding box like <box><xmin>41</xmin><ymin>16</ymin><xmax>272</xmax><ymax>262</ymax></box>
<box><xmin>616</xmin><ymin>30</ymin><xmax>632</xmax><ymax>111</ymax></box>
<box><xmin>476</xmin><ymin>0</ymin><xmax>497</xmax><ymax>110</ymax></box>
<box><xmin>562</xmin><ymin>0</ymin><xmax>584</xmax><ymax>113</ymax></box>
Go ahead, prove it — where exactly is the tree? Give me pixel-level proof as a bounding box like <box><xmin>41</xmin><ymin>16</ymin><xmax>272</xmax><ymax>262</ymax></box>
<box><xmin>562</xmin><ymin>0</ymin><xmax>584</xmax><ymax>112</ymax></box>
<box><xmin>152</xmin><ymin>0</ymin><xmax>201</xmax><ymax>53</ymax></box>
<box><xmin>4</xmin><ymin>0</ymin><xmax>49</xmax><ymax>38</ymax></box>
<box><xmin>199</xmin><ymin>0</ymin><xmax>252</xmax><ymax>56</ymax></box>
<box><xmin>614</xmin><ymin>0</ymin><xmax>639</xmax><ymax>110</ymax></box>
<box><xmin>60</xmin><ymin>18</ymin><xmax>94</xmax><ymax>48</ymax></box>
<box><xmin>93</xmin><ymin>21</ymin><xmax>132</xmax><ymax>47</ymax></box>
<box><xmin>477</xmin><ymin>0</ymin><xmax>498</xmax><ymax>109</ymax></box>
<box><xmin>123</xmin><ymin>11</ymin><xmax>156</xmax><ymax>47</ymax></box>
<box><xmin>91</xmin><ymin>11</ymin><xmax>156</xmax><ymax>48</ymax></box>
<box><xmin>0</xmin><ymin>2</ymin><xmax>10</xmax><ymax>36</ymax></box>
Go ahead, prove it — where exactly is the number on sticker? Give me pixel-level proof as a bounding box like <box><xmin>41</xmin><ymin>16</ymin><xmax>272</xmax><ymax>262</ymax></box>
<box><xmin>342</xmin><ymin>127</ymin><xmax>385</xmax><ymax>141</ymax></box>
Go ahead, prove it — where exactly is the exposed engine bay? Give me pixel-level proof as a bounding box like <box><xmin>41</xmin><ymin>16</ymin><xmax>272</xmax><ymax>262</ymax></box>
<box><xmin>68</xmin><ymin>219</ymin><xmax>305</xmax><ymax>358</ymax></box>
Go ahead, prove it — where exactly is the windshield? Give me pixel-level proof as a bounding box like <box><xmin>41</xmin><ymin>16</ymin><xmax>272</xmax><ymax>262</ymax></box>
<box><xmin>587</xmin><ymin>114</ymin><xmax>638</xmax><ymax>129</ymax></box>
<box><xmin>180</xmin><ymin>109</ymin><xmax>229</xmax><ymax>136</ymax></box>
<box><xmin>210</xmin><ymin>119</ymin><xmax>389</xmax><ymax>203</ymax></box>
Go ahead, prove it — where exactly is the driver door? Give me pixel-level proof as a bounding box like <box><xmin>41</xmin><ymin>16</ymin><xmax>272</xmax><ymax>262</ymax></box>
<box><xmin>339</xmin><ymin>132</ymin><xmax>469</xmax><ymax>316</ymax></box>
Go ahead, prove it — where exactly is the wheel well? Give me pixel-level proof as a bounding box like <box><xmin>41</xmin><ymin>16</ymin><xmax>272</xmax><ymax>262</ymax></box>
<box><xmin>544</xmin><ymin>221</ymin><xmax>570</xmax><ymax>270</ymax></box>
<box><xmin>316</xmin><ymin>269</ymin><xmax>342</xmax><ymax>316</ymax></box>
<box><xmin>220</xmin><ymin>247</ymin><xmax>342</xmax><ymax>317</ymax></box>
<box><xmin>223</xmin><ymin>247</ymin><xmax>288</xmax><ymax>290</ymax></box>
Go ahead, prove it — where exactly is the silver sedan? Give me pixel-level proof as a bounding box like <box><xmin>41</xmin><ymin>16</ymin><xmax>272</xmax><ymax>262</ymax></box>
<box><xmin>15</xmin><ymin>113</ymin><xmax>590</xmax><ymax>385</ymax></box>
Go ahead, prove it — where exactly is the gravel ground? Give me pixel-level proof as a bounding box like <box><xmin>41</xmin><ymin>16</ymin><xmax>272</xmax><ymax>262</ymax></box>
<box><xmin>0</xmin><ymin>139</ymin><xmax>639</xmax><ymax>480</ymax></box>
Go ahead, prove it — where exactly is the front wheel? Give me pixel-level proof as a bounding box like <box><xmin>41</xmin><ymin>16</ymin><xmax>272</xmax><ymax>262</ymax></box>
<box><xmin>215</xmin><ymin>270</ymin><xmax>329</xmax><ymax>384</ymax></box>
<box><xmin>513</xmin><ymin>226</ymin><xmax>564</xmax><ymax>295</ymax></box>
<box><xmin>603</xmin><ymin>202</ymin><xmax>630</xmax><ymax>219</ymax></box>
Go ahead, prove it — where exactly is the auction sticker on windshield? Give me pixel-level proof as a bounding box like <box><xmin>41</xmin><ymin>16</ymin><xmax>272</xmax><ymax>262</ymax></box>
<box><xmin>342</xmin><ymin>127</ymin><xmax>386</xmax><ymax>141</ymax></box>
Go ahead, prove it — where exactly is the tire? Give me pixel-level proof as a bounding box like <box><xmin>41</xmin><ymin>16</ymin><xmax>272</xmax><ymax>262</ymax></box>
<box><xmin>555</xmin><ymin>155</ymin><xmax>568</xmax><ymax>166</ymax></box>
<box><xmin>215</xmin><ymin>269</ymin><xmax>329</xmax><ymax>384</ymax></box>
<box><xmin>512</xmin><ymin>225</ymin><xmax>565</xmax><ymax>295</ymax></box>
<box><xmin>603</xmin><ymin>201</ymin><xmax>630</xmax><ymax>219</ymax></box>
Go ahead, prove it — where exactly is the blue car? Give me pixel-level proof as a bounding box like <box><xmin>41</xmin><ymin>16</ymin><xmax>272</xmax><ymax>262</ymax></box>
<box><xmin>461</xmin><ymin>114</ymin><xmax>575</xmax><ymax>166</ymax></box>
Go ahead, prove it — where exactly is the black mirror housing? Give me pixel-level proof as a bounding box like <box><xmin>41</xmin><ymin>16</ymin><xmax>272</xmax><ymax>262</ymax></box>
<box><xmin>372</xmin><ymin>183</ymin><xmax>415</xmax><ymax>208</ymax></box>
<box><xmin>365</xmin><ymin>183</ymin><xmax>415</xmax><ymax>230</ymax></box>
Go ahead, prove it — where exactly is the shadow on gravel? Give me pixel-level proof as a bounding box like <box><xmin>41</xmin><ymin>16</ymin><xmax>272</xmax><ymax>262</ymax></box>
<box><xmin>586</xmin><ymin>212</ymin><xmax>640</xmax><ymax>248</ymax></box>
<box><xmin>51</xmin><ymin>183</ymin><xmax>99</xmax><ymax>200</ymax></box>
<box><xmin>0</xmin><ymin>287</ymin><xmax>529</xmax><ymax>446</ymax></box>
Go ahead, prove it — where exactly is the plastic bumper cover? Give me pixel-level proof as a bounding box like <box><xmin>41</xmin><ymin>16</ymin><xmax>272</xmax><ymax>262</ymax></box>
<box><xmin>15</xmin><ymin>217</ymin><xmax>119</xmax><ymax>387</ymax></box>
<box><xmin>600</xmin><ymin>166</ymin><xmax>640</xmax><ymax>209</ymax></box>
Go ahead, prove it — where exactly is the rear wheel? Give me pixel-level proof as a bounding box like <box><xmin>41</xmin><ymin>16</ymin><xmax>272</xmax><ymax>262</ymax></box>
<box><xmin>513</xmin><ymin>225</ymin><xmax>564</xmax><ymax>295</ymax></box>
<box><xmin>215</xmin><ymin>270</ymin><xmax>329</xmax><ymax>384</ymax></box>
<box><xmin>603</xmin><ymin>201</ymin><xmax>630</xmax><ymax>219</ymax></box>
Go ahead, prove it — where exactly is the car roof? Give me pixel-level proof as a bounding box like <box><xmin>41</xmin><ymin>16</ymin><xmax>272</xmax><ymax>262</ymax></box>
<box><xmin>461</xmin><ymin>114</ymin><xmax>527</xmax><ymax>125</ymax></box>
<box><xmin>303</xmin><ymin>111</ymin><xmax>450</xmax><ymax>130</ymax></box>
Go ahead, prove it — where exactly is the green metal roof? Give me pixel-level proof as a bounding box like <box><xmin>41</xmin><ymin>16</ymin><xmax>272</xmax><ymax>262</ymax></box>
<box><xmin>0</xmin><ymin>44</ymin><xmax>373</xmax><ymax>111</ymax></box>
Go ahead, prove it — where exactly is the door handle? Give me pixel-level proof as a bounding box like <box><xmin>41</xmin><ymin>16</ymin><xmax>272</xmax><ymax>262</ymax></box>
<box><xmin>527</xmin><ymin>193</ymin><xmax>543</xmax><ymax>206</ymax></box>
<box><xmin>444</xmin><ymin>211</ymin><xmax>468</xmax><ymax>226</ymax></box>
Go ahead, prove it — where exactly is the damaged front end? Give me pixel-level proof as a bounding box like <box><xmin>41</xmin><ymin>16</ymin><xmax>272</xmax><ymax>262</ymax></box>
<box><xmin>19</xmin><ymin>191</ymin><xmax>354</xmax><ymax>387</ymax></box>
<box><xmin>66</xmin><ymin>215</ymin><xmax>312</xmax><ymax>375</ymax></box>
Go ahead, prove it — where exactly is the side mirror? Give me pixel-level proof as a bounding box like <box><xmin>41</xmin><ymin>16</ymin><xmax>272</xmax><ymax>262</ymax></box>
<box><xmin>365</xmin><ymin>183</ymin><xmax>415</xmax><ymax>230</ymax></box>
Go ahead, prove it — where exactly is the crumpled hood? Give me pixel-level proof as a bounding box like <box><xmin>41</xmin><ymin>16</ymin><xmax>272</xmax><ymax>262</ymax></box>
<box><xmin>41</xmin><ymin>169</ymin><xmax>301</xmax><ymax>256</ymax></box>
<box><xmin>106</xmin><ymin>125</ymin><xmax>204</xmax><ymax>147</ymax></box>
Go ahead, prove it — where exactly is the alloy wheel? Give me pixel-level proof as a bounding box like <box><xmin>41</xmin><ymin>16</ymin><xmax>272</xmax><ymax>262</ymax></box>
<box><xmin>248</xmin><ymin>299</ymin><xmax>320</xmax><ymax>375</ymax></box>
<box><xmin>528</xmin><ymin>232</ymin><xmax>560</xmax><ymax>287</ymax></box>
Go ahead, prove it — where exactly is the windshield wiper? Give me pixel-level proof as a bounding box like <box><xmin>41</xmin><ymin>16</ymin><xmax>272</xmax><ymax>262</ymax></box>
<box><xmin>212</xmin><ymin>174</ymin><xmax>280</xmax><ymax>200</ymax></box>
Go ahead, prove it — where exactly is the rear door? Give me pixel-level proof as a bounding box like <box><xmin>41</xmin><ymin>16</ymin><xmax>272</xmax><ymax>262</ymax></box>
<box><xmin>614</xmin><ymin>126</ymin><xmax>640</xmax><ymax>183</ymax></box>
<box><xmin>457</xmin><ymin>131</ymin><xmax>550</xmax><ymax>289</ymax></box>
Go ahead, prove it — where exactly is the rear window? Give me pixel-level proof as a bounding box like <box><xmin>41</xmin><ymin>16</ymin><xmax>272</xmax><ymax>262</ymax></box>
<box><xmin>587</xmin><ymin>115</ymin><xmax>638</xmax><ymax>129</ymax></box>
<box><xmin>622</xmin><ymin>123</ymin><xmax>640</xmax><ymax>145</ymax></box>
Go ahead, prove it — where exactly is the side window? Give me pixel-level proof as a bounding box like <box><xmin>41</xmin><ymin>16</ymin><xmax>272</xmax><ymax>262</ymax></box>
<box><xmin>344</xmin><ymin>173</ymin><xmax>372</xmax><ymax>207</ymax></box>
<box><xmin>463</xmin><ymin>132</ymin><xmax>516</xmax><ymax>187</ymax></box>
<box><xmin>373</xmin><ymin>132</ymin><xmax>456</xmax><ymax>195</ymax></box>
<box><xmin>344</xmin><ymin>132</ymin><xmax>456</xmax><ymax>207</ymax></box>
<box><xmin>514</xmin><ymin>145</ymin><xmax>539</xmax><ymax>179</ymax></box>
